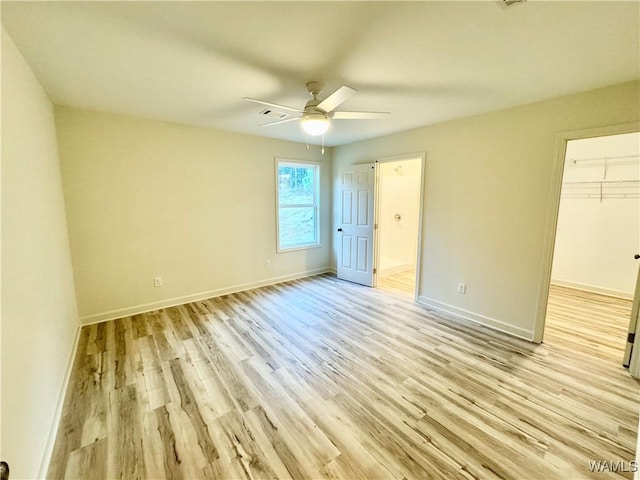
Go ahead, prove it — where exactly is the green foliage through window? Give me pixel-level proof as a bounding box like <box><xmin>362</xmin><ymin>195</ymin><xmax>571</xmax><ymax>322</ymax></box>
<box><xmin>276</xmin><ymin>160</ymin><xmax>320</xmax><ymax>250</ymax></box>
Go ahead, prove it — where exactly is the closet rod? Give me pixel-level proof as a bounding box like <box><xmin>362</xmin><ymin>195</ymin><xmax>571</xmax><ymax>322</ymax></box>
<box><xmin>569</xmin><ymin>154</ymin><xmax>640</xmax><ymax>164</ymax></box>
<box><xmin>563</xmin><ymin>179</ymin><xmax>640</xmax><ymax>186</ymax></box>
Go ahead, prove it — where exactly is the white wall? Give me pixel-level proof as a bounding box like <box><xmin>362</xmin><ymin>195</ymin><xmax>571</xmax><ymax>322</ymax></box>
<box><xmin>552</xmin><ymin>132</ymin><xmax>640</xmax><ymax>298</ymax></box>
<box><xmin>1</xmin><ymin>28</ymin><xmax>80</xmax><ymax>479</ymax></box>
<box><xmin>333</xmin><ymin>81</ymin><xmax>640</xmax><ymax>340</ymax></box>
<box><xmin>378</xmin><ymin>158</ymin><xmax>421</xmax><ymax>275</ymax></box>
<box><xmin>54</xmin><ymin>107</ymin><xmax>332</xmax><ymax>322</ymax></box>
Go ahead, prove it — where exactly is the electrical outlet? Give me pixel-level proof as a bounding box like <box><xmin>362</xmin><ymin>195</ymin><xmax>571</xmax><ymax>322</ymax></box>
<box><xmin>265</xmin><ymin>260</ymin><xmax>271</xmax><ymax>269</ymax></box>
<box><xmin>457</xmin><ymin>282</ymin><xmax>466</xmax><ymax>294</ymax></box>
<box><xmin>154</xmin><ymin>276</ymin><xmax>162</xmax><ymax>288</ymax></box>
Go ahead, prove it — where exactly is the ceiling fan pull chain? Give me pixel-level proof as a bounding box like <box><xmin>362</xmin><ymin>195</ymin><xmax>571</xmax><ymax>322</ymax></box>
<box><xmin>321</xmin><ymin>135</ymin><xmax>325</xmax><ymax>155</ymax></box>
<box><xmin>306</xmin><ymin>135</ymin><xmax>309</xmax><ymax>151</ymax></box>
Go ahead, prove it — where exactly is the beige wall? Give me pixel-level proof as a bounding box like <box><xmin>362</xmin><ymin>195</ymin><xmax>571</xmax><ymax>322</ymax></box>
<box><xmin>55</xmin><ymin>107</ymin><xmax>332</xmax><ymax>322</ymax></box>
<box><xmin>333</xmin><ymin>81</ymin><xmax>640</xmax><ymax>340</ymax></box>
<box><xmin>1</xmin><ymin>28</ymin><xmax>80</xmax><ymax>478</ymax></box>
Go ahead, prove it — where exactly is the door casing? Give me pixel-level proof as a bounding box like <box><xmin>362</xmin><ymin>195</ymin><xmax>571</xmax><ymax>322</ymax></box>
<box><xmin>533</xmin><ymin>121</ymin><xmax>640</xmax><ymax>344</ymax></box>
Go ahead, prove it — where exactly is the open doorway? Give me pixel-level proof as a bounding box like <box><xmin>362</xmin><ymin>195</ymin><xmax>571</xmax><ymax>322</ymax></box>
<box><xmin>543</xmin><ymin>131</ymin><xmax>640</xmax><ymax>364</ymax></box>
<box><xmin>374</xmin><ymin>156</ymin><xmax>423</xmax><ymax>298</ymax></box>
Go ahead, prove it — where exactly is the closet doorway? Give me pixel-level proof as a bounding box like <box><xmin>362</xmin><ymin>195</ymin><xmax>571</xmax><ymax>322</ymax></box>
<box><xmin>543</xmin><ymin>131</ymin><xmax>640</xmax><ymax>365</ymax></box>
<box><xmin>374</xmin><ymin>155</ymin><xmax>424</xmax><ymax>298</ymax></box>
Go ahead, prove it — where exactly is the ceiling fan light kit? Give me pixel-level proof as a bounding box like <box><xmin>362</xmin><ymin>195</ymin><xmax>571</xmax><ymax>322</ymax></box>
<box><xmin>301</xmin><ymin>113</ymin><xmax>330</xmax><ymax>136</ymax></box>
<box><xmin>243</xmin><ymin>81</ymin><xmax>390</xmax><ymax>142</ymax></box>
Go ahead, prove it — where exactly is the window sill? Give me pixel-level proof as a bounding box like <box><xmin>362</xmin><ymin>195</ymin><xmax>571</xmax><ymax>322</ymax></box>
<box><xmin>276</xmin><ymin>243</ymin><xmax>322</xmax><ymax>254</ymax></box>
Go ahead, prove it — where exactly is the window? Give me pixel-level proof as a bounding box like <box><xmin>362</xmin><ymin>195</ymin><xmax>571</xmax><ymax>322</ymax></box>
<box><xmin>276</xmin><ymin>159</ymin><xmax>320</xmax><ymax>251</ymax></box>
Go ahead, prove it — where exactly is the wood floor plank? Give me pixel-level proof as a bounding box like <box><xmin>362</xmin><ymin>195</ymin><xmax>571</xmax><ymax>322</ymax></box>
<box><xmin>208</xmin><ymin>409</ymin><xmax>278</xmax><ymax>479</ymax></box>
<box><xmin>168</xmin><ymin>358</ymin><xmax>219</xmax><ymax>464</ymax></box>
<box><xmin>106</xmin><ymin>384</ymin><xmax>146</xmax><ymax>479</ymax></box>
<box><xmin>64</xmin><ymin>438</ymin><xmax>107</xmax><ymax>480</ymax></box>
<box><xmin>48</xmin><ymin>274</ymin><xmax>639</xmax><ymax>479</ymax></box>
<box><xmin>378</xmin><ymin>268</ymin><xmax>416</xmax><ymax>297</ymax></box>
<box><xmin>545</xmin><ymin>284</ymin><xmax>632</xmax><ymax>361</ymax></box>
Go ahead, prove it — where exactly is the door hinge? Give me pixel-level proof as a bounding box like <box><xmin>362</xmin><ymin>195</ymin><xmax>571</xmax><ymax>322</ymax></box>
<box><xmin>374</xmin><ymin>223</ymin><xmax>378</xmax><ymax>230</ymax></box>
<box><xmin>373</xmin><ymin>268</ymin><xmax>377</xmax><ymax>274</ymax></box>
<box><xmin>628</xmin><ymin>332</ymin><xmax>635</xmax><ymax>344</ymax></box>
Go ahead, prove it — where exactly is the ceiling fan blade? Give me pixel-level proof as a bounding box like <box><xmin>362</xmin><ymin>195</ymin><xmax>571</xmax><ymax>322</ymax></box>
<box><xmin>243</xmin><ymin>97</ymin><xmax>303</xmax><ymax>114</ymax></box>
<box><xmin>317</xmin><ymin>85</ymin><xmax>357</xmax><ymax>113</ymax></box>
<box><xmin>332</xmin><ymin>111</ymin><xmax>390</xmax><ymax>120</ymax></box>
<box><xmin>260</xmin><ymin>117</ymin><xmax>301</xmax><ymax>127</ymax></box>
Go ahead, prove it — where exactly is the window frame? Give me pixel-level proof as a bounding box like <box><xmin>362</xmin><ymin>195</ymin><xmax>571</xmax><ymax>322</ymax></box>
<box><xmin>275</xmin><ymin>158</ymin><xmax>321</xmax><ymax>253</ymax></box>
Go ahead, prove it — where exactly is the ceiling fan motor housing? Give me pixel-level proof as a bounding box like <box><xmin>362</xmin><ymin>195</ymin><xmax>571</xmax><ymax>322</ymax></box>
<box><xmin>303</xmin><ymin>98</ymin><xmax>329</xmax><ymax>121</ymax></box>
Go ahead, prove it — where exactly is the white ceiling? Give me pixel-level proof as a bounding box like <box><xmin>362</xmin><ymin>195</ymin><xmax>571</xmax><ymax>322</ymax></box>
<box><xmin>2</xmin><ymin>1</ymin><xmax>639</xmax><ymax>147</ymax></box>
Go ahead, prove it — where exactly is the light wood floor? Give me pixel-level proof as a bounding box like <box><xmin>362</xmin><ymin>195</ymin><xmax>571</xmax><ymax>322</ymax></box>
<box><xmin>377</xmin><ymin>268</ymin><xmax>416</xmax><ymax>297</ymax></box>
<box><xmin>48</xmin><ymin>274</ymin><xmax>639</xmax><ymax>479</ymax></box>
<box><xmin>544</xmin><ymin>284</ymin><xmax>633</xmax><ymax>364</ymax></box>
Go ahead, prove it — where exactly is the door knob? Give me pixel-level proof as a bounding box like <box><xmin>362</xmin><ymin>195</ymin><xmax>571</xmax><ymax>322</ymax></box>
<box><xmin>635</xmin><ymin>254</ymin><xmax>640</xmax><ymax>259</ymax></box>
<box><xmin>337</xmin><ymin>228</ymin><xmax>343</xmax><ymax>232</ymax></box>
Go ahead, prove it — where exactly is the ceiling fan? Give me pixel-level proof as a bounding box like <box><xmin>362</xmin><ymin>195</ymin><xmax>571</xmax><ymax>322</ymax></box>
<box><xmin>243</xmin><ymin>82</ymin><xmax>389</xmax><ymax>137</ymax></box>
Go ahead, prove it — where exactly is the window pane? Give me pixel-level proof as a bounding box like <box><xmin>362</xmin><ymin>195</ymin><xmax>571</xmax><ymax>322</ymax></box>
<box><xmin>276</xmin><ymin>160</ymin><xmax>320</xmax><ymax>252</ymax></box>
<box><xmin>278</xmin><ymin>165</ymin><xmax>315</xmax><ymax>205</ymax></box>
<box><xmin>279</xmin><ymin>206</ymin><xmax>316</xmax><ymax>248</ymax></box>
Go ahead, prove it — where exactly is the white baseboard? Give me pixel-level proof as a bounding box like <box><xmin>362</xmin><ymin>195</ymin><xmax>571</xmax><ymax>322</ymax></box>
<box><xmin>80</xmin><ymin>267</ymin><xmax>333</xmax><ymax>325</ymax></box>
<box><xmin>38</xmin><ymin>321</ymin><xmax>82</xmax><ymax>478</ymax></box>
<box><xmin>550</xmin><ymin>279</ymin><xmax>633</xmax><ymax>300</ymax></box>
<box><xmin>417</xmin><ymin>296</ymin><xmax>534</xmax><ymax>341</ymax></box>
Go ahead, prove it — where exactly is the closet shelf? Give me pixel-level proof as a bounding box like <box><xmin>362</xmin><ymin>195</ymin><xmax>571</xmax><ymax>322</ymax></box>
<box><xmin>561</xmin><ymin>179</ymin><xmax>640</xmax><ymax>201</ymax></box>
<box><xmin>563</xmin><ymin>179</ymin><xmax>640</xmax><ymax>187</ymax></box>
<box><xmin>569</xmin><ymin>154</ymin><xmax>639</xmax><ymax>165</ymax></box>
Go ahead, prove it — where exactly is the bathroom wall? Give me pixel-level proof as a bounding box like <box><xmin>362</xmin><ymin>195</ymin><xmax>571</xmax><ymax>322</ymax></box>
<box><xmin>378</xmin><ymin>158</ymin><xmax>422</xmax><ymax>275</ymax></box>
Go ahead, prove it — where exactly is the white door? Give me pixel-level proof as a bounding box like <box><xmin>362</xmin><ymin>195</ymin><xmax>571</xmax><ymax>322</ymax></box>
<box><xmin>624</xmin><ymin>254</ymin><xmax>640</xmax><ymax>375</ymax></box>
<box><xmin>337</xmin><ymin>164</ymin><xmax>376</xmax><ymax>286</ymax></box>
